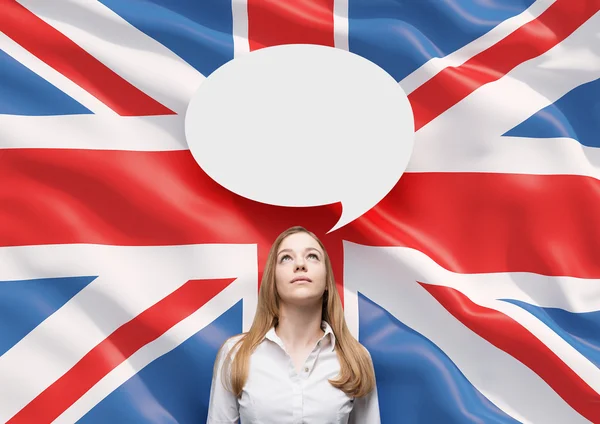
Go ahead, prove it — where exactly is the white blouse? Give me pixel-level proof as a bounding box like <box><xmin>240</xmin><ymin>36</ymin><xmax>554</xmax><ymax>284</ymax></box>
<box><xmin>207</xmin><ymin>321</ymin><xmax>381</xmax><ymax>424</ymax></box>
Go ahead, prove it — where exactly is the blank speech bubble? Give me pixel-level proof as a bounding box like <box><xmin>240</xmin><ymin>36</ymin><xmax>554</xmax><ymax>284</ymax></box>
<box><xmin>184</xmin><ymin>44</ymin><xmax>414</xmax><ymax>234</ymax></box>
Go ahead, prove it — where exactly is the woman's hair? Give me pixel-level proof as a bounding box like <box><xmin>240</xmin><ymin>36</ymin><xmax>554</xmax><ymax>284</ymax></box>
<box><xmin>215</xmin><ymin>225</ymin><xmax>376</xmax><ymax>398</ymax></box>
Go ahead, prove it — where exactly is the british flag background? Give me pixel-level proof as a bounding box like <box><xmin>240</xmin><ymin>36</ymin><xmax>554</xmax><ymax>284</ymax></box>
<box><xmin>1</xmin><ymin>0</ymin><xmax>599</xmax><ymax>423</ymax></box>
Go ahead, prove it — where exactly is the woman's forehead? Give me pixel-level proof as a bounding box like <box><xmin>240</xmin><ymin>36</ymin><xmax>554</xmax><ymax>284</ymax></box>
<box><xmin>278</xmin><ymin>232</ymin><xmax>322</xmax><ymax>252</ymax></box>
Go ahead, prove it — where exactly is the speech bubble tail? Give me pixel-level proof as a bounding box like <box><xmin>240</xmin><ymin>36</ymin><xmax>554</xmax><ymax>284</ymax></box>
<box><xmin>325</xmin><ymin>224</ymin><xmax>342</xmax><ymax>235</ymax></box>
<box><xmin>327</xmin><ymin>185</ymin><xmax>402</xmax><ymax>235</ymax></box>
<box><xmin>326</xmin><ymin>205</ymin><xmax>364</xmax><ymax>235</ymax></box>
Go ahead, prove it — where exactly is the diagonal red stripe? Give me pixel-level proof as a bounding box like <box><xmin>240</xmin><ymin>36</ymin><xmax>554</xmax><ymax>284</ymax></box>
<box><xmin>2</xmin><ymin>149</ymin><xmax>600</xmax><ymax>280</ymax></box>
<box><xmin>247</xmin><ymin>0</ymin><xmax>335</xmax><ymax>51</ymax></box>
<box><xmin>409</xmin><ymin>0</ymin><xmax>600</xmax><ymax>131</ymax></box>
<box><xmin>6</xmin><ymin>278</ymin><xmax>235</xmax><ymax>424</ymax></box>
<box><xmin>420</xmin><ymin>282</ymin><xmax>600</xmax><ymax>423</ymax></box>
<box><xmin>0</xmin><ymin>0</ymin><xmax>175</xmax><ymax>116</ymax></box>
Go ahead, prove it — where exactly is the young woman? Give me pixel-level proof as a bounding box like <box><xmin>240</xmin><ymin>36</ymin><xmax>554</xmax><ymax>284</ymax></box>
<box><xmin>207</xmin><ymin>226</ymin><xmax>380</xmax><ymax>423</ymax></box>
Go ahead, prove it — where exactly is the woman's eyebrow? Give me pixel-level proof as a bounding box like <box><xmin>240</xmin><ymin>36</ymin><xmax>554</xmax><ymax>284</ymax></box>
<box><xmin>277</xmin><ymin>247</ymin><xmax>322</xmax><ymax>255</ymax></box>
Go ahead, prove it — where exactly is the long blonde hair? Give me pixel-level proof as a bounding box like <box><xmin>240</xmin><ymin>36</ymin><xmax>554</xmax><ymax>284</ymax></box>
<box><xmin>216</xmin><ymin>226</ymin><xmax>376</xmax><ymax>398</ymax></box>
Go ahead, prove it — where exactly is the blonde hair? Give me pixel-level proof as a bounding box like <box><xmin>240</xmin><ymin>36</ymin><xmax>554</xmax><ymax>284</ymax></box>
<box><xmin>215</xmin><ymin>225</ymin><xmax>376</xmax><ymax>398</ymax></box>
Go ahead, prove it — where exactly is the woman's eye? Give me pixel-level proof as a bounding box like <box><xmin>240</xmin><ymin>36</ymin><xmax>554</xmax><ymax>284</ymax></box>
<box><xmin>280</xmin><ymin>255</ymin><xmax>291</xmax><ymax>262</ymax></box>
<box><xmin>308</xmin><ymin>253</ymin><xmax>319</xmax><ymax>260</ymax></box>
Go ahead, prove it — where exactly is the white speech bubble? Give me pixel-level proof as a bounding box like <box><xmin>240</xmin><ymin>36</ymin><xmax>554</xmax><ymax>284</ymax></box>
<box><xmin>184</xmin><ymin>44</ymin><xmax>414</xmax><ymax>234</ymax></box>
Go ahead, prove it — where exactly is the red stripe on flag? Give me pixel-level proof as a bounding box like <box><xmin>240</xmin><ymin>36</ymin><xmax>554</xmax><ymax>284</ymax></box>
<box><xmin>348</xmin><ymin>171</ymin><xmax>600</xmax><ymax>279</ymax></box>
<box><xmin>2</xmin><ymin>149</ymin><xmax>599</xmax><ymax>280</ymax></box>
<box><xmin>247</xmin><ymin>0</ymin><xmax>335</xmax><ymax>51</ymax></box>
<box><xmin>6</xmin><ymin>278</ymin><xmax>235</xmax><ymax>424</ymax></box>
<box><xmin>0</xmin><ymin>0</ymin><xmax>175</xmax><ymax>116</ymax></box>
<box><xmin>420</xmin><ymin>282</ymin><xmax>600</xmax><ymax>423</ymax></box>
<box><xmin>409</xmin><ymin>0</ymin><xmax>599</xmax><ymax>131</ymax></box>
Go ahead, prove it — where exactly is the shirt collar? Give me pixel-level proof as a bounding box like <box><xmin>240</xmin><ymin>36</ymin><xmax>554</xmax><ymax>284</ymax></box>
<box><xmin>321</xmin><ymin>320</ymin><xmax>336</xmax><ymax>351</ymax></box>
<box><xmin>265</xmin><ymin>320</ymin><xmax>336</xmax><ymax>352</ymax></box>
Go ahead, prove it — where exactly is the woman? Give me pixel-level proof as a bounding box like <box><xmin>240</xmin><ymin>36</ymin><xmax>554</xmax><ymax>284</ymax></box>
<box><xmin>207</xmin><ymin>226</ymin><xmax>380</xmax><ymax>423</ymax></box>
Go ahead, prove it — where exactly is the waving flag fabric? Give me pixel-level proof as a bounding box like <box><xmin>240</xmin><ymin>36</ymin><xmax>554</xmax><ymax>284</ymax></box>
<box><xmin>1</xmin><ymin>0</ymin><xmax>599</xmax><ymax>423</ymax></box>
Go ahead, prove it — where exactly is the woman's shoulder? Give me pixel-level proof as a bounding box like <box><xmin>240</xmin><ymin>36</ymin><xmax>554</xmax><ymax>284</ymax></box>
<box><xmin>217</xmin><ymin>332</ymin><xmax>248</xmax><ymax>356</ymax></box>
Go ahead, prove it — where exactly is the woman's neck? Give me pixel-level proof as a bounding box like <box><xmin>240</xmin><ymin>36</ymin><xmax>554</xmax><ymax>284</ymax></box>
<box><xmin>275</xmin><ymin>302</ymin><xmax>325</xmax><ymax>350</ymax></box>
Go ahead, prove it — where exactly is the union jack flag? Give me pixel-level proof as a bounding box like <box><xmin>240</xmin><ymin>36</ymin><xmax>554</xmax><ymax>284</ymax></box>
<box><xmin>1</xmin><ymin>0</ymin><xmax>599</xmax><ymax>423</ymax></box>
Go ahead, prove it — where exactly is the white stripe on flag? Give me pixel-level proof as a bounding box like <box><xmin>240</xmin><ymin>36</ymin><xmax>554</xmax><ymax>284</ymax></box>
<box><xmin>0</xmin><ymin>114</ymin><xmax>187</xmax><ymax>151</ymax></box>
<box><xmin>333</xmin><ymin>0</ymin><xmax>349</xmax><ymax>51</ymax></box>
<box><xmin>406</xmin><ymin>135</ymin><xmax>600</xmax><ymax>178</ymax></box>
<box><xmin>232</xmin><ymin>0</ymin><xmax>250</xmax><ymax>57</ymax></box>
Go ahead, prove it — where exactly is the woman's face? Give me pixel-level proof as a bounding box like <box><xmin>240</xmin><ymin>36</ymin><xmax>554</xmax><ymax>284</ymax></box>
<box><xmin>274</xmin><ymin>232</ymin><xmax>327</xmax><ymax>307</ymax></box>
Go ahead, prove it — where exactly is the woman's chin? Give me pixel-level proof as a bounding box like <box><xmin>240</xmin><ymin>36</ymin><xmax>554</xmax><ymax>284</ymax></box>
<box><xmin>281</xmin><ymin>292</ymin><xmax>324</xmax><ymax>308</ymax></box>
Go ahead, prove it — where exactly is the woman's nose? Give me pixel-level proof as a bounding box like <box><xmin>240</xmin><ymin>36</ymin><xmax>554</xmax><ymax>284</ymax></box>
<box><xmin>294</xmin><ymin>260</ymin><xmax>306</xmax><ymax>271</ymax></box>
